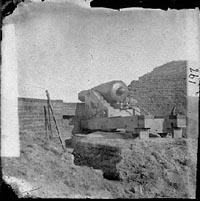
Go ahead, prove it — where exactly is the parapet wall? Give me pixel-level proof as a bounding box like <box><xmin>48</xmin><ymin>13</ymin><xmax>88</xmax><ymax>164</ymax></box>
<box><xmin>128</xmin><ymin>60</ymin><xmax>187</xmax><ymax>116</ymax></box>
<box><xmin>18</xmin><ymin>97</ymin><xmax>84</xmax><ymax>139</ymax></box>
<box><xmin>18</xmin><ymin>97</ymin><xmax>64</xmax><ymax>137</ymax></box>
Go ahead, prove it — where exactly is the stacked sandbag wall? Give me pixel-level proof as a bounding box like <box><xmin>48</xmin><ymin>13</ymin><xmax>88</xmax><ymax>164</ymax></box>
<box><xmin>128</xmin><ymin>61</ymin><xmax>187</xmax><ymax>116</ymax></box>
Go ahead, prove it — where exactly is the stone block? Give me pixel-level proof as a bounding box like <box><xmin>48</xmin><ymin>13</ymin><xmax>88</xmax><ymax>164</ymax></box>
<box><xmin>173</xmin><ymin>128</ymin><xmax>183</xmax><ymax>139</ymax></box>
<box><xmin>139</xmin><ymin>130</ymin><xmax>149</xmax><ymax>139</ymax></box>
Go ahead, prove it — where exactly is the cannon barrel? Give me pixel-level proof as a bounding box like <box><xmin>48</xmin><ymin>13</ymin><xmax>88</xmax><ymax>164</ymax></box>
<box><xmin>78</xmin><ymin>80</ymin><xmax>129</xmax><ymax>104</ymax></box>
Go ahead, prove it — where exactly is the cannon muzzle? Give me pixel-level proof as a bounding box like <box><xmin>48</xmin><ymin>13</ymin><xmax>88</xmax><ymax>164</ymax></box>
<box><xmin>78</xmin><ymin>80</ymin><xmax>128</xmax><ymax>105</ymax></box>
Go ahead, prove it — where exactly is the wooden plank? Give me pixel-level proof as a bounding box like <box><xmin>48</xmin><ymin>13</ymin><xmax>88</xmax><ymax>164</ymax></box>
<box><xmin>46</xmin><ymin>90</ymin><xmax>65</xmax><ymax>150</ymax></box>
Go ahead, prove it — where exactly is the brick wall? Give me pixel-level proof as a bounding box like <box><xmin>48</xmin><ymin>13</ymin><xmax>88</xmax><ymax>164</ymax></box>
<box><xmin>128</xmin><ymin>60</ymin><xmax>187</xmax><ymax>116</ymax></box>
<box><xmin>63</xmin><ymin>103</ymin><xmax>83</xmax><ymax>116</ymax></box>
<box><xmin>18</xmin><ymin>97</ymin><xmax>64</xmax><ymax>137</ymax></box>
<box><xmin>18</xmin><ymin>98</ymin><xmax>85</xmax><ymax>139</ymax></box>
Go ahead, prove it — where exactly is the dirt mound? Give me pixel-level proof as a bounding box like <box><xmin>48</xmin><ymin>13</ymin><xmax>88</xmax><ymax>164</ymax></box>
<box><xmin>1</xmin><ymin>131</ymin><xmax>123</xmax><ymax>198</ymax></box>
<box><xmin>1</xmin><ymin>130</ymin><xmax>197</xmax><ymax>198</ymax></box>
<box><xmin>118</xmin><ymin>139</ymin><xmax>197</xmax><ymax>198</ymax></box>
<box><xmin>73</xmin><ymin>132</ymin><xmax>197</xmax><ymax>198</ymax></box>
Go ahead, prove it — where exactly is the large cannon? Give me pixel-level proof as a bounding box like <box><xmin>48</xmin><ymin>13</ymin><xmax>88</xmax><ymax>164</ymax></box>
<box><xmin>78</xmin><ymin>80</ymin><xmax>139</xmax><ymax>119</ymax></box>
<box><xmin>76</xmin><ymin>80</ymin><xmax>143</xmax><ymax>133</ymax></box>
<box><xmin>78</xmin><ymin>80</ymin><xmax>129</xmax><ymax>108</ymax></box>
<box><xmin>75</xmin><ymin>80</ymin><xmax>186</xmax><ymax>139</ymax></box>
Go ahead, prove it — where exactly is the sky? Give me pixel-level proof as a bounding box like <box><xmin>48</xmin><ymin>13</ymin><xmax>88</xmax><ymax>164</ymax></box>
<box><xmin>4</xmin><ymin>1</ymin><xmax>195</xmax><ymax>102</ymax></box>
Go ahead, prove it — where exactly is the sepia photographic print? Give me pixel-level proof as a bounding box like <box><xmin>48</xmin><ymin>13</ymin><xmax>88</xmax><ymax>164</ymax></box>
<box><xmin>1</xmin><ymin>0</ymin><xmax>199</xmax><ymax>199</ymax></box>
